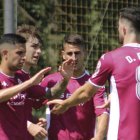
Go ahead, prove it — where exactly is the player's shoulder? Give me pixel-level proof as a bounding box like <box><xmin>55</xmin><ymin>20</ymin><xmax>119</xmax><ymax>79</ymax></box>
<box><xmin>99</xmin><ymin>47</ymin><xmax>122</xmax><ymax>61</ymax></box>
<box><xmin>43</xmin><ymin>72</ymin><xmax>62</xmax><ymax>80</ymax></box>
<box><xmin>15</xmin><ymin>70</ymin><xmax>30</xmax><ymax>80</ymax></box>
<box><xmin>0</xmin><ymin>72</ymin><xmax>8</xmax><ymax>81</ymax></box>
<box><xmin>16</xmin><ymin>70</ymin><xmax>29</xmax><ymax>76</ymax></box>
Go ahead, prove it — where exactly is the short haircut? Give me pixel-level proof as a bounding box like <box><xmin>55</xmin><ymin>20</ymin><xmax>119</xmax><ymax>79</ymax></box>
<box><xmin>63</xmin><ymin>34</ymin><xmax>85</xmax><ymax>49</ymax></box>
<box><xmin>16</xmin><ymin>24</ymin><xmax>43</xmax><ymax>44</ymax></box>
<box><xmin>120</xmin><ymin>7</ymin><xmax>140</xmax><ymax>32</ymax></box>
<box><xmin>0</xmin><ymin>33</ymin><xmax>26</xmax><ymax>45</ymax></box>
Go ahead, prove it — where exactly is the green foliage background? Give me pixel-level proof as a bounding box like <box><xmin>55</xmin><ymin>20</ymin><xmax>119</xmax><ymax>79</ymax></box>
<box><xmin>17</xmin><ymin>0</ymin><xmax>119</xmax><ymax>74</ymax></box>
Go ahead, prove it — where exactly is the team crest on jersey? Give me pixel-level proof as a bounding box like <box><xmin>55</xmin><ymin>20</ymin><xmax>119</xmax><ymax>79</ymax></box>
<box><xmin>1</xmin><ymin>81</ymin><xmax>8</xmax><ymax>87</ymax></box>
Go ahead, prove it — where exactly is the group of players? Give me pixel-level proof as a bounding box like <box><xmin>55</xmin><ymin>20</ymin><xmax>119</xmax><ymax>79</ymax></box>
<box><xmin>0</xmin><ymin>7</ymin><xmax>140</xmax><ymax>140</ymax></box>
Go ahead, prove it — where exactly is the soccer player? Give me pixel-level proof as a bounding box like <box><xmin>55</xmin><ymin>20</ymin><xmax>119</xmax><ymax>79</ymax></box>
<box><xmin>16</xmin><ymin>24</ymin><xmax>74</xmax><ymax>140</ymax></box>
<box><xmin>16</xmin><ymin>25</ymin><xmax>47</xmax><ymax>140</ymax></box>
<box><xmin>0</xmin><ymin>33</ymin><xmax>51</xmax><ymax>140</ymax></box>
<box><xmin>48</xmin><ymin>7</ymin><xmax>140</xmax><ymax>140</ymax></box>
<box><xmin>41</xmin><ymin>34</ymin><xmax>109</xmax><ymax>140</ymax></box>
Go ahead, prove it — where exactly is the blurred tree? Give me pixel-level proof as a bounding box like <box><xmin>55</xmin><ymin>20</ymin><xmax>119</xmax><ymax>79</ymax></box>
<box><xmin>17</xmin><ymin>0</ymin><xmax>64</xmax><ymax>75</ymax></box>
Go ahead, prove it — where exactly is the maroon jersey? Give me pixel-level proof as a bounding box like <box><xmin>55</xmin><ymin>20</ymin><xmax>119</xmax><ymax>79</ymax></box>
<box><xmin>0</xmin><ymin>70</ymin><xmax>46</xmax><ymax>140</ymax></box>
<box><xmin>16</xmin><ymin>70</ymin><xmax>45</xmax><ymax>120</ymax></box>
<box><xmin>89</xmin><ymin>43</ymin><xmax>140</xmax><ymax>140</ymax></box>
<box><xmin>41</xmin><ymin>71</ymin><xmax>107</xmax><ymax>140</ymax></box>
<box><xmin>0</xmin><ymin>71</ymin><xmax>29</xmax><ymax>140</ymax></box>
<box><xmin>16</xmin><ymin>70</ymin><xmax>46</xmax><ymax>140</ymax></box>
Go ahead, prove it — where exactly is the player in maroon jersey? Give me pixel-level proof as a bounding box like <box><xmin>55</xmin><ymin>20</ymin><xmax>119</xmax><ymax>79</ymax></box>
<box><xmin>16</xmin><ymin>25</ymin><xmax>74</xmax><ymax>140</ymax></box>
<box><xmin>41</xmin><ymin>34</ymin><xmax>109</xmax><ymax>140</ymax></box>
<box><xmin>16</xmin><ymin>25</ymin><xmax>48</xmax><ymax>140</ymax></box>
<box><xmin>48</xmin><ymin>7</ymin><xmax>140</xmax><ymax>140</ymax></box>
<box><xmin>0</xmin><ymin>33</ymin><xmax>51</xmax><ymax>140</ymax></box>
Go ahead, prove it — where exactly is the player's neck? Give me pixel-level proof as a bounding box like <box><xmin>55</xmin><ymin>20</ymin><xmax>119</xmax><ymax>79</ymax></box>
<box><xmin>73</xmin><ymin>68</ymin><xmax>85</xmax><ymax>78</ymax></box>
<box><xmin>22</xmin><ymin>64</ymin><xmax>31</xmax><ymax>73</ymax></box>
<box><xmin>0</xmin><ymin>63</ymin><xmax>15</xmax><ymax>77</ymax></box>
<box><xmin>123</xmin><ymin>33</ymin><xmax>140</xmax><ymax>45</ymax></box>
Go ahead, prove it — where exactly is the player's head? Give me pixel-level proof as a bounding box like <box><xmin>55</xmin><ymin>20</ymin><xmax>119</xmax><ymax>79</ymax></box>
<box><xmin>62</xmin><ymin>34</ymin><xmax>86</xmax><ymax>72</ymax></box>
<box><xmin>118</xmin><ymin>7</ymin><xmax>140</xmax><ymax>44</ymax></box>
<box><xmin>16</xmin><ymin>24</ymin><xmax>42</xmax><ymax>66</ymax></box>
<box><xmin>0</xmin><ymin>33</ymin><xmax>26</xmax><ymax>71</ymax></box>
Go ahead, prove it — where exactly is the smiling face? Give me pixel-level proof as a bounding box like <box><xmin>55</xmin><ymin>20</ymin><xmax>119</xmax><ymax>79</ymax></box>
<box><xmin>25</xmin><ymin>36</ymin><xmax>41</xmax><ymax>66</ymax></box>
<box><xmin>62</xmin><ymin>43</ymin><xmax>86</xmax><ymax>72</ymax></box>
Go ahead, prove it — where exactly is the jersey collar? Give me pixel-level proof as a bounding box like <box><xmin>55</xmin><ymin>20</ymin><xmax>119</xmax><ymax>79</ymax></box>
<box><xmin>71</xmin><ymin>70</ymin><xmax>89</xmax><ymax>80</ymax></box>
<box><xmin>0</xmin><ymin>71</ymin><xmax>15</xmax><ymax>78</ymax></box>
<box><xmin>21</xmin><ymin>69</ymin><xmax>30</xmax><ymax>74</ymax></box>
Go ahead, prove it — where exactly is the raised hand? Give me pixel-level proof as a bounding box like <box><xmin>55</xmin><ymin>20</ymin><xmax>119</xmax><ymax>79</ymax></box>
<box><xmin>59</xmin><ymin>59</ymin><xmax>74</xmax><ymax>80</ymax></box>
<box><xmin>29</xmin><ymin>67</ymin><xmax>51</xmax><ymax>86</ymax></box>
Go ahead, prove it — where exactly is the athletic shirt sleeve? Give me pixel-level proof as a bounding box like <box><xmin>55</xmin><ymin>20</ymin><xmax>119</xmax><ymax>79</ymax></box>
<box><xmin>93</xmin><ymin>87</ymin><xmax>109</xmax><ymax>116</ymax></box>
<box><xmin>89</xmin><ymin>53</ymin><xmax>114</xmax><ymax>87</ymax></box>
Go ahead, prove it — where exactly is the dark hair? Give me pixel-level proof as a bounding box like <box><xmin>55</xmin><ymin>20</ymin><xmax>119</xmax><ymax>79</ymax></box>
<box><xmin>63</xmin><ymin>34</ymin><xmax>85</xmax><ymax>48</ymax></box>
<box><xmin>16</xmin><ymin>24</ymin><xmax>43</xmax><ymax>44</ymax></box>
<box><xmin>120</xmin><ymin>7</ymin><xmax>140</xmax><ymax>32</ymax></box>
<box><xmin>0</xmin><ymin>33</ymin><xmax>26</xmax><ymax>45</ymax></box>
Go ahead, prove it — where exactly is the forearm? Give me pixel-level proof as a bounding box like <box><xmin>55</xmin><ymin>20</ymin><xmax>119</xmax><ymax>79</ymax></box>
<box><xmin>45</xmin><ymin>78</ymin><xmax>69</xmax><ymax>99</ymax></box>
<box><xmin>64</xmin><ymin>82</ymin><xmax>97</xmax><ymax>108</ymax></box>
<box><xmin>95</xmin><ymin>113</ymin><xmax>109</xmax><ymax>140</ymax></box>
<box><xmin>0</xmin><ymin>80</ymin><xmax>32</xmax><ymax>103</ymax></box>
<box><xmin>51</xmin><ymin>78</ymin><xmax>69</xmax><ymax>98</ymax></box>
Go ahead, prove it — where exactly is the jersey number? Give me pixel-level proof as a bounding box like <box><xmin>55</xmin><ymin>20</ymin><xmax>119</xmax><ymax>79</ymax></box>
<box><xmin>136</xmin><ymin>66</ymin><xmax>140</xmax><ymax>100</ymax></box>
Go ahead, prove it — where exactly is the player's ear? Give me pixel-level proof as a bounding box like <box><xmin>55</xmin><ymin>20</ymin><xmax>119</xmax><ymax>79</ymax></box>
<box><xmin>1</xmin><ymin>49</ymin><xmax>8</xmax><ymax>57</ymax></box>
<box><xmin>61</xmin><ymin>50</ymin><xmax>66</xmax><ymax>60</ymax></box>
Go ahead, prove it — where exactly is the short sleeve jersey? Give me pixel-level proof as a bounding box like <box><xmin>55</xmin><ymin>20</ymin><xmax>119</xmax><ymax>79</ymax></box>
<box><xmin>0</xmin><ymin>70</ymin><xmax>46</xmax><ymax>140</ymax></box>
<box><xmin>0</xmin><ymin>71</ymin><xmax>29</xmax><ymax>140</ymax></box>
<box><xmin>16</xmin><ymin>70</ymin><xmax>46</xmax><ymax>140</ymax></box>
<box><xmin>89</xmin><ymin>43</ymin><xmax>140</xmax><ymax>140</ymax></box>
<box><xmin>41</xmin><ymin>71</ymin><xmax>107</xmax><ymax>140</ymax></box>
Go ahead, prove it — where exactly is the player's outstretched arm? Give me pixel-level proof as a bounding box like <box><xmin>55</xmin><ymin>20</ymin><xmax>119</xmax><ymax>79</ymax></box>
<box><xmin>45</xmin><ymin>59</ymin><xmax>74</xmax><ymax>99</ymax></box>
<box><xmin>47</xmin><ymin>82</ymin><xmax>98</xmax><ymax>114</ymax></box>
<box><xmin>0</xmin><ymin>67</ymin><xmax>51</xmax><ymax>103</ymax></box>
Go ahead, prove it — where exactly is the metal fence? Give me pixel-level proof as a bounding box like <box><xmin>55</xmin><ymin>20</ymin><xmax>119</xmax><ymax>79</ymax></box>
<box><xmin>52</xmin><ymin>0</ymin><xmax>139</xmax><ymax>72</ymax></box>
<box><xmin>1</xmin><ymin>0</ymin><xmax>140</xmax><ymax>72</ymax></box>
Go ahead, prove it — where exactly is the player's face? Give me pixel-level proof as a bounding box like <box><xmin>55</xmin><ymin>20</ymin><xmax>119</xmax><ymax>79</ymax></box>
<box><xmin>25</xmin><ymin>36</ymin><xmax>41</xmax><ymax>66</ymax></box>
<box><xmin>118</xmin><ymin>18</ymin><xmax>124</xmax><ymax>44</ymax></box>
<box><xmin>6</xmin><ymin>44</ymin><xmax>26</xmax><ymax>71</ymax></box>
<box><xmin>62</xmin><ymin>43</ymin><xmax>85</xmax><ymax>71</ymax></box>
